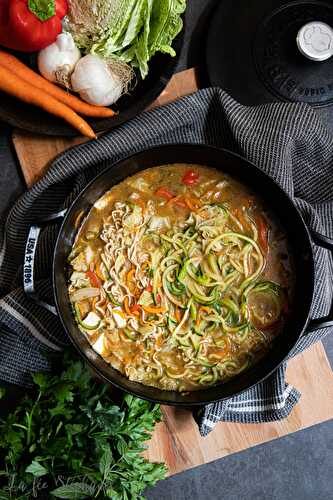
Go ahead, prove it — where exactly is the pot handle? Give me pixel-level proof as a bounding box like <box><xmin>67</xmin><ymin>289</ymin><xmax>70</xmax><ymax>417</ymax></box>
<box><xmin>23</xmin><ymin>209</ymin><xmax>67</xmax><ymax>316</ymax></box>
<box><xmin>306</xmin><ymin>230</ymin><xmax>333</xmax><ymax>332</ymax></box>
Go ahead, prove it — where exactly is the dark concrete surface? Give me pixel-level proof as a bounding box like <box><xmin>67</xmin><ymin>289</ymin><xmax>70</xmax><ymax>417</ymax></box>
<box><xmin>146</xmin><ymin>419</ymin><xmax>333</xmax><ymax>500</ymax></box>
<box><xmin>176</xmin><ymin>0</ymin><xmax>216</xmax><ymax>73</ymax></box>
<box><xmin>0</xmin><ymin>123</ymin><xmax>24</xmax><ymax>216</ymax></box>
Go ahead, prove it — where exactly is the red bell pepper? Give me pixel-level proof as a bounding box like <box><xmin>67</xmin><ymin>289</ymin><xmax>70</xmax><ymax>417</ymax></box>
<box><xmin>0</xmin><ymin>0</ymin><xmax>68</xmax><ymax>53</ymax></box>
<box><xmin>86</xmin><ymin>271</ymin><xmax>101</xmax><ymax>289</ymax></box>
<box><xmin>130</xmin><ymin>304</ymin><xmax>141</xmax><ymax>314</ymax></box>
<box><xmin>181</xmin><ymin>170</ymin><xmax>200</xmax><ymax>185</ymax></box>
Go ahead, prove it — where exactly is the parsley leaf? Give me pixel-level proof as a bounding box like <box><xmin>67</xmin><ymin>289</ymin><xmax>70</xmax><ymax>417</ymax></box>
<box><xmin>25</xmin><ymin>460</ymin><xmax>48</xmax><ymax>477</ymax></box>
<box><xmin>0</xmin><ymin>350</ymin><xmax>166</xmax><ymax>499</ymax></box>
<box><xmin>51</xmin><ymin>482</ymin><xmax>95</xmax><ymax>498</ymax></box>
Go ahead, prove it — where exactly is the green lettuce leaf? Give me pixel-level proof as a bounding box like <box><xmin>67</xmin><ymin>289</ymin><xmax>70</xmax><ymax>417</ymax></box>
<box><xmin>148</xmin><ymin>0</ymin><xmax>186</xmax><ymax>58</ymax></box>
<box><xmin>67</xmin><ymin>0</ymin><xmax>186</xmax><ymax>79</ymax></box>
<box><xmin>134</xmin><ymin>0</ymin><xmax>154</xmax><ymax>78</ymax></box>
<box><xmin>122</xmin><ymin>0</ymin><xmax>147</xmax><ymax>48</ymax></box>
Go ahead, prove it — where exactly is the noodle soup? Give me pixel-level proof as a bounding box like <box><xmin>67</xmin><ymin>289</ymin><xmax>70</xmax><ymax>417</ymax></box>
<box><xmin>67</xmin><ymin>165</ymin><xmax>293</xmax><ymax>392</ymax></box>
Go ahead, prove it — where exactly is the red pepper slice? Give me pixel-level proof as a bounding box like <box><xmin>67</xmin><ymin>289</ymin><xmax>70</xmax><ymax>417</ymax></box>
<box><xmin>155</xmin><ymin>186</ymin><xmax>174</xmax><ymax>200</ymax></box>
<box><xmin>86</xmin><ymin>271</ymin><xmax>101</xmax><ymax>289</ymax></box>
<box><xmin>146</xmin><ymin>283</ymin><xmax>153</xmax><ymax>293</ymax></box>
<box><xmin>156</xmin><ymin>293</ymin><xmax>161</xmax><ymax>303</ymax></box>
<box><xmin>130</xmin><ymin>304</ymin><xmax>140</xmax><ymax>314</ymax></box>
<box><xmin>181</xmin><ymin>170</ymin><xmax>200</xmax><ymax>185</ymax></box>
<box><xmin>0</xmin><ymin>0</ymin><xmax>68</xmax><ymax>53</ymax></box>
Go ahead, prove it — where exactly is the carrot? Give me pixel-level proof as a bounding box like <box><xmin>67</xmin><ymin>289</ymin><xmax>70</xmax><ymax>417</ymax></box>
<box><xmin>95</xmin><ymin>262</ymin><xmax>105</xmax><ymax>281</ymax></box>
<box><xmin>185</xmin><ymin>196</ymin><xmax>202</xmax><ymax>211</ymax></box>
<box><xmin>0</xmin><ymin>65</ymin><xmax>96</xmax><ymax>138</ymax></box>
<box><xmin>155</xmin><ymin>333</ymin><xmax>164</xmax><ymax>348</ymax></box>
<box><xmin>126</xmin><ymin>268</ymin><xmax>136</xmax><ymax>289</ymax></box>
<box><xmin>124</xmin><ymin>296</ymin><xmax>133</xmax><ymax>316</ymax></box>
<box><xmin>155</xmin><ymin>187</ymin><xmax>174</xmax><ymax>200</ymax></box>
<box><xmin>142</xmin><ymin>305</ymin><xmax>166</xmax><ymax>314</ymax></box>
<box><xmin>0</xmin><ymin>50</ymin><xmax>116</xmax><ymax>118</ymax></box>
<box><xmin>130</xmin><ymin>304</ymin><xmax>141</xmax><ymax>315</ymax></box>
<box><xmin>168</xmin><ymin>195</ymin><xmax>187</xmax><ymax>209</ymax></box>
<box><xmin>200</xmin><ymin>306</ymin><xmax>212</xmax><ymax>314</ymax></box>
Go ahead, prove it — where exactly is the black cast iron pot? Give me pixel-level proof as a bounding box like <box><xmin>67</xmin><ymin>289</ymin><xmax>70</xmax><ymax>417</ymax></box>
<box><xmin>24</xmin><ymin>144</ymin><xmax>333</xmax><ymax>405</ymax></box>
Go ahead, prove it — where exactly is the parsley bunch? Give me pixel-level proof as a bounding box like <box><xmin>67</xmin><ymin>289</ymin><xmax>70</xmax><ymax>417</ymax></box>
<box><xmin>0</xmin><ymin>352</ymin><xmax>166</xmax><ymax>499</ymax></box>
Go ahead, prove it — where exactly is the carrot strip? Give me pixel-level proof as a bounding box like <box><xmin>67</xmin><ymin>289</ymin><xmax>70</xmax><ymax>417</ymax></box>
<box><xmin>95</xmin><ymin>262</ymin><xmax>105</xmax><ymax>281</ymax></box>
<box><xmin>185</xmin><ymin>196</ymin><xmax>202</xmax><ymax>211</ymax></box>
<box><xmin>130</xmin><ymin>304</ymin><xmax>140</xmax><ymax>315</ymax></box>
<box><xmin>0</xmin><ymin>50</ymin><xmax>115</xmax><ymax>118</ymax></box>
<box><xmin>155</xmin><ymin>187</ymin><xmax>174</xmax><ymax>200</ymax></box>
<box><xmin>0</xmin><ymin>65</ymin><xmax>96</xmax><ymax>138</ymax></box>
<box><xmin>167</xmin><ymin>195</ymin><xmax>187</xmax><ymax>208</ymax></box>
<box><xmin>126</xmin><ymin>268</ymin><xmax>136</xmax><ymax>293</ymax></box>
<box><xmin>142</xmin><ymin>305</ymin><xmax>166</xmax><ymax>314</ymax></box>
<box><xmin>124</xmin><ymin>296</ymin><xmax>133</xmax><ymax>316</ymax></box>
<box><xmin>200</xmin><ymin>306</ymin><xmax>212</xmax><ymax>314</ymax></box>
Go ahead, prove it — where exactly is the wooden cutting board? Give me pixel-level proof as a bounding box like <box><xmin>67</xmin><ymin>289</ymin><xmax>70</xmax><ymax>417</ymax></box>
<box><xmin>13</xmin><ymin>68</ymin><xmax>333</xmax><ymax>476</ymax></box>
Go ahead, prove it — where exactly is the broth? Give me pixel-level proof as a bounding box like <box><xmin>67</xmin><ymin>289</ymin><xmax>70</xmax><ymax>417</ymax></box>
<box><xmin>67</xmin><ymin>164</ymin><xmax>294</xmax><ymax>392</ymax></box>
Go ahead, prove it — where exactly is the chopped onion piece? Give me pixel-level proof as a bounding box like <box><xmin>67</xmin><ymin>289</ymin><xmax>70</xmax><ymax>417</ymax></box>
<box><xmin>70</xmin><ymin>287</ymin><xmax>100</xmax><ymax>302</ymax></box>
<box><xmin>92</xmin><ymin>334</ymin><xmax>105</xmax><ymax>355</ymax></box>
<box><xmin>112</xmin><ymin>307</ymin><xmax>127</xmax><ymax>328</ymax></box>
<box><xmin>81</xmin><ymin>312</ymin><xmax>101</xmax><ymax>331</ymax></box>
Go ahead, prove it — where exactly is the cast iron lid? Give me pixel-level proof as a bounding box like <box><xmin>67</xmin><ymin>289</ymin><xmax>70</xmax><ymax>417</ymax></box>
<box><xmin>0</xmin><ymin>30</ymin><xmax>183</xmax><ymax>136</ymax></box>
<box><xmin>205</xmin><ymin>0</ymin><xmax>333</xmax><ymax>108</ymax></box>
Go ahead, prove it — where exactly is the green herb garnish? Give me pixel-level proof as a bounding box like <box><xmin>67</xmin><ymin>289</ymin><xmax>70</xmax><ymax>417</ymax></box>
<box><xmin>0</xmin><ymin>351</ymin><xmax>166</xmax><ymax>499</ymax></box>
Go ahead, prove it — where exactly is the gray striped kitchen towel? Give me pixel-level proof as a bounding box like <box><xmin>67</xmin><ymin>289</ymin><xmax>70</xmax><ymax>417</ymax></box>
<box><xmin>0</xmin><ymin>88</ymin><xmax>332</xmax><ymax>436</ymax></box>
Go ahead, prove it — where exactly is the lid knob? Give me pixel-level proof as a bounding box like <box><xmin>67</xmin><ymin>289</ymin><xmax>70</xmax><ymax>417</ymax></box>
<box><xmin>296</xmin><ymin>21</ymin><xmax>333</xmax><ymax>61</ymax></box>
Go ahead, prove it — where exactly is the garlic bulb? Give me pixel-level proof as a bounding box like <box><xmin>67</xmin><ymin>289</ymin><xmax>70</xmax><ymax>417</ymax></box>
<box><xmin>38</xmin><ymin>33</ymin><xmax>81</xmax><ymax>88</ymax></box>
<box><xmin>71</xmin><ymin>54</ymin><xmax>124</xmax><ymax>106</ymax></box>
